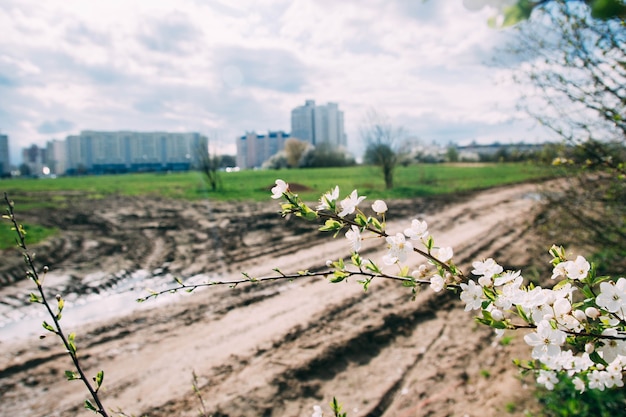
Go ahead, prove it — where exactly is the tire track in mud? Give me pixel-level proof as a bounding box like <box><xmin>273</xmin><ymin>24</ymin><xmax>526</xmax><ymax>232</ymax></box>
<box><xmin>0</xmin><ymin>182</ymin><xmax>550</xmax><ymax>417</ymax></box>
<box><xmin>128</xmin><ymin>183</ymin><xmax>548</xmax><ymax>417</ymax></box>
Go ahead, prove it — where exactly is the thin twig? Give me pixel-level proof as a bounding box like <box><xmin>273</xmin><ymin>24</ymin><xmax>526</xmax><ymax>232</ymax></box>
<box><xmin>3</xmin><ymin>193</ymin><xmax>110</xmax><ymax>417</ymax></box>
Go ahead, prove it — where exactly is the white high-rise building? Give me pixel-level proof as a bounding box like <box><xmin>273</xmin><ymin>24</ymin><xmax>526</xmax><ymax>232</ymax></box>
<box><xmin>46</xmin><ymin>139</ymin><xmax>68</xmax><ymax>175</ymax></box>
<box><xmin>291</xmin><ymin>100</ymin><xmax>346</xmax><ymax>148</ymax></box>
<box><xmin>236</xmin><ymin>131</ymin><xmax>289</xmax><ymax>169</ymax></box>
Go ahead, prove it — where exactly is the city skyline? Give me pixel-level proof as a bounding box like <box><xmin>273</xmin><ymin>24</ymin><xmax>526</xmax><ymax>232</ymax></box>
<box><xmin>0</xmin><ymin>1</ymin><xmax>555</xmax><ymax>166</ymax></box>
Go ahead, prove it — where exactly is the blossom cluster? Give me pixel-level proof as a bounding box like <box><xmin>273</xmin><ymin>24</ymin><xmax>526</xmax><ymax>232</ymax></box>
<box><xmin>271</xmin><ymin>179</ymin><xmax>626</xmax><ymax>394</ymax></box>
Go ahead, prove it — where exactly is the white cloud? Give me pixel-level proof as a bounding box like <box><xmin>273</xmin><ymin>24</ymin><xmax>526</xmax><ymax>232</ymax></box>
<box><xmin>0</xmin><ymin>0</ymin><xmax>548</xmax><ymax>164</ymax></box>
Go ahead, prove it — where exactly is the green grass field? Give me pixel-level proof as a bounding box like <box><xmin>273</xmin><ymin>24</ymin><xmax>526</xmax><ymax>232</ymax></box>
<box><xmin>0</xmin><ymin>163</ymin><xmax>558</xmax><ymax>249</ymax></box>
<box><xmin>1</xmin><ymin>162</ymin><xmax>556</xmax><ymax>202</ymax></box>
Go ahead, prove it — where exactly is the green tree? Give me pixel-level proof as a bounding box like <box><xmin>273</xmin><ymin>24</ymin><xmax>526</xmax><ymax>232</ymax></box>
<box><xmin>462</xmin><ymin>0</ymin><xmax>626</xmax><ymax>26</ymax></box>
<box><xmin>446</xmin><ymin>146</ymin><xmax>459</xmax><ymax>162</ymax></box>
<box><xmin>299</xmin><ymin>143</ymin><xmax>355</xmax><ymax>168</ymax></box>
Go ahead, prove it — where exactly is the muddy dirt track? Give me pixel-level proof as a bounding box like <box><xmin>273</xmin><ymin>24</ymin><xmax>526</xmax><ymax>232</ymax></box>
<box><xmin>0</xmin><ymin>182</ymin><xmax>555</xmax><ymax>416</ymax></box>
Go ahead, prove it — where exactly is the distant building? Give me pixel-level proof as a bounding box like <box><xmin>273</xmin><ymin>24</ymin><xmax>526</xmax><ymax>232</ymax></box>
<box><xmin>0</xmin><ymin>134</ymin><xmax>9</xmax><ymax>176</ymax></box>
<box><xmin>236</xmin><ymin>131</ymin><xmax>290</xmax><ymax>169</ymax></box>
<box><xmin>457</xmin><ymin>142</ymin><xmax>546</xmax><ymax>160</ymax></box>
<box><xmin>22</xmin><ymin>144</ymin><xmax>47</xmax><ymax>176</ymax></box>
<box><xmin>46</xmin><ymin>139</ymin><xmax>67</xmax><ymax>175</ymax></box>
<box><xmin>291</xmin><ymin>100</ymin><xmax>346</xmax><ymax>148</ymax></box>
<box><xmin>64</xmin><ymin>131</ymin><xmax>206</xmax><ymax>174</ymax></box>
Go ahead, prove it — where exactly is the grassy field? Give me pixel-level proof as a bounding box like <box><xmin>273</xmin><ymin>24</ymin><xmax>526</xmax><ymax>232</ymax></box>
<box><xmin>0</xmin><ymin>163</ymin><xmax>557</xmax><ymax>249</ymax></box>
<box><xmin>1</xmin><ymin>162</ymin><xmax>557</xmax><ymax>204</ymax></box>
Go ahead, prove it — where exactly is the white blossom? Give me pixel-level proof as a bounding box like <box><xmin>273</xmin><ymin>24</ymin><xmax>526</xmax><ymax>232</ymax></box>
<box><xmin>573</xmin><ymin>377</ymin><xmax>586</xmax><ymax>393</ymax></box>
<box><xmin>404</xmin><ymin>219</ymin><xmax>429</xmax><ymax>241</ymax></box>
<box><xmin>537</xmin><ymin>370</ymin><xmax>559</xmax><ymax>390</ymax></box>
<box><xmin>345</xmin><ymin>225</ymin><xmax>362</xmax><ymax>252</ymax></box>
<box><xmin>338</xmin><ymin>190</ymin><xmax>366</xmax><ymax>218</ymax></box>
<box><xmin>564</xmin><ymin>256</ymin><xmax>591</xmax><ymax>280</ymax></box>
<box><xmin>472</xmin><ymin>258</ymin><xmax>503</xmax><ymax>286</ymax></box>
<box><xmin>524</xmin><ymin>320</ymin><xmax>566</xmax><ymax>359</ymax></box>
<box><xmin>382</xmin><ymin>233</ymin><xmax>413</xmax><ymax>265</ymax></box>
<box><xmin>596</xmin><ymin>278</ymin><xmax>626</xmax><ymax>315</ymax></box>
<box><xmin>460</xmin><ymin>280</ymin><xmax>484</xmax><ymax>311</ymax></box>
<box><xmin>430</xmin><ymin>274</ymin><xmax>445</xmax><ymax>292</ymax></box>
<box><xmin>317</xmin><ymin>186</ymin><xmax>339</xmax><ymax>210</ymax></box>
<box><xmin>494</xmin><ymin>270</ymin><xmax>521</xmax><ymax>287</ymax></box>
<box><xmin>434</xmin><ymin>246</ymin><xmax>453</xmax><ymax>263</ymax></box>
<box><xmin>271</xmin><ymin>179</ymin><xmax>289</xmax><ymax>199</ymax></box>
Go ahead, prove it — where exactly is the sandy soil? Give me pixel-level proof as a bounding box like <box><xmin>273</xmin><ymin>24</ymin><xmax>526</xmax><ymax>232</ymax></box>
<box><xmin>0</xmin><ymin>181</ymin><xmax>554</xmax><ymax>417</ymax></box>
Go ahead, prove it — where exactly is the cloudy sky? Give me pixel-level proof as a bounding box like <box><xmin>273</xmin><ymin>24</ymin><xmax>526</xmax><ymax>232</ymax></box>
<box><xmin>0</xmin><ymin>0</ymin><xmax>549</xmax><ymax>165</ymax></box>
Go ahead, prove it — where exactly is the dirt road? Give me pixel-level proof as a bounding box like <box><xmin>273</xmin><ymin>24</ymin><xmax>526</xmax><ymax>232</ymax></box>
<box><xmin>0</xmin><ymin>181</ymin><xmax>552</xmax><ymax>416</ymax></box>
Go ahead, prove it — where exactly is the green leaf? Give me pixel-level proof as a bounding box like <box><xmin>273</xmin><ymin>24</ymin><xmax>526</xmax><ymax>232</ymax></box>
<box><xmin>581</xmin><ymin>284</ymin><xmax>595</xmax><ymax>299</ymax></box>
<box><xmin>590</xmin><ymin>350</ymin><xmax>608</xmax><ymax>366</ymax></box>
<box><xmin>319</xmin><ymin>219</ymin><xmax>343</xmax><ymax>232</ymax></box>
<box><xmin>68</xmin><ymin>332</ymin><xmax>77</xmax><ymax>355</ymax></box>
<box><xmin>370</xmin><ymin>217</ymin><xmax>383</xmax><ymax>231</ymax></box>
<box><xmin>552</xmin><ymin>279</ymin><xmax>571</xmax><ymax>291</ymax></box>
<box><xmin>42</xmin><ymin>321</ymin><xmax>56</xmax><ymax>333</ymax></box>
<box><xmin>330</xmin><ymin>270</ymin><xmax>349</xmax><ymax>283</ymax></box>
<box><xmin>84</xmin><ymin>399</ymin><xmax>98</xmax><ymax>412</ymax></box>
<box><xmin>95</xmin><ymin>370</ymin><xmax>104</xmax><ymax>389</ymax></box>
<box><xmin>351</xmin><ymin>253</ymin><xmax>362</xmax><ymax>267</ymax></box>
<box><xmin>425</xmin><ymin>235</ymin><xmax>434</xmax><ymax>251</ymax></box>
<box><xmin>365</xmin><ymin>260</ymin><xmax>381</xmax><ymax>274</ymax></box>
<box><xmin>590</xmin><ymin>0</ymin><xmax>626</xmax><ymax>19</ymax></box>
<box><xmin>297</xmin><ymin>203</ymin><xmax>318</xmax><ymax>221</ymax></box>
<box><xmin>65</xmin><ymin>370</ymin><xmax>79</xmax><ymax>380</ymax></box>
<box><xmin>29</xmin><ymin>293</ymin><xmax>42</xmax><ymax>303</ymax></box>
<box><xmin>516</xmin><ymin>305</ymin><xmax>531</xmax><ymax>323</ymax></box>
<box><xmin>358</xmin><ymin>277</ymin><xmax>373</xmax><ymax>291</ymax></box>
<box><xmin>402</xmin><ymin>279</ymin><xmax>417</xmax><ymax>288</ymax></box>
<box><xmin>354</xmin><ymin>213</ymin><xmax>368</xmax><ymax>227</ymax></box>
<box><xmin>333</xmin><ymin>258</ymin><xmax>346</xmax><ymax>270</ymax></box>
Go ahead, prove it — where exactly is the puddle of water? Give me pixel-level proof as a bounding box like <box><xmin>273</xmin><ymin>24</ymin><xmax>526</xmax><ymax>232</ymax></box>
<box><xmin>0</xmin><ymin>270</ymin><xmax>214</xmax><ymax>342</ymax></box>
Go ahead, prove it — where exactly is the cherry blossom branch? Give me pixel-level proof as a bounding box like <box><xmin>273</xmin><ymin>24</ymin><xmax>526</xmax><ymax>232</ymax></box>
<box><xmin>136</xmin><ymin>268</ymin><xmax>451</xmax><ymax>302</ymax></box>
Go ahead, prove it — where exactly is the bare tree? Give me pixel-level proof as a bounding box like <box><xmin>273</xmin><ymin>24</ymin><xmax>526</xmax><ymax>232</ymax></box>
<box><xmin>361</xmin><ymin>110</ymin><xmax>405</xmax><ymax>190</ymax></box>
<box><xmin>196</xmin><ymin>138</ymin><xmax>222</xmax><ymax>191</ymax></box>
<box><xmin>284</xmin><ymin>138</ymin><xmax>311</xmax><ymax>168</ymax></box>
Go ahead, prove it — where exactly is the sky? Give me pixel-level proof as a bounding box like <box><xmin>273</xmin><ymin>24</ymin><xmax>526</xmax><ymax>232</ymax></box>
<box><xmin>0</xmin><ymin>0</ymin><xmax>551</xmax><ymax>165</ymax></box>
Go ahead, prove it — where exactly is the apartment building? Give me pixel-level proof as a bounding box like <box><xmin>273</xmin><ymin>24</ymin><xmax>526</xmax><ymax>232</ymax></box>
<box><xmin>236</xmin><ymin>131</ymin><xmax>289</xmax><ymax>169</ymax></box>
<box><xmin>290</xmin><ymin>100</ymin><xmax>346</xmax><ymax>148</ymax></box>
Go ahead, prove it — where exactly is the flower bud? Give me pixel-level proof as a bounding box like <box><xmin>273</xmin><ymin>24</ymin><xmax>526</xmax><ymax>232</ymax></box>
<box><xmin>585</xmin><ymin>307</ymin><xmax>600</xmax><ymax>319</ymax></box>
<box><xmin>573</xmin><ymin>309</ymin><xmax>586</xmax><ymax>322</ymax></box>
<box><xmin>372</xmin><ymin>200</ymin><xmax>388</xmax><ymax>215</ymax></box>
<box><xmin>585</xmin><ymin>343</ymin><xmax>595</xmax><ymax>354</ymax></box>
<box><xmin>55</xmin><ymin>294</ymin><xmax>61</xmax><ymax>301</ymax></box>
<box><xmin>491</xmin><ymin>309</ymin><xmax>504</xmax><ymax>322</ymax></box>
